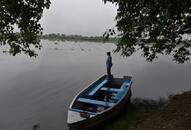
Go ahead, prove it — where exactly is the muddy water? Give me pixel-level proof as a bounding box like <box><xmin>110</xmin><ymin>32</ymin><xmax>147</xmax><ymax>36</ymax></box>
<box><xmin>0</xmin><ymin>40</ymin><xmax>190</xmax><ymax>130</ymax></box>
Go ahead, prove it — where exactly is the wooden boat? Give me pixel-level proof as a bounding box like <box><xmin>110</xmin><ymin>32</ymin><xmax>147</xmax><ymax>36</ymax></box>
<box><xmin>67</xmin><ymin>75</ymin><xmax>133</xmax><ymax>130</ymax></box>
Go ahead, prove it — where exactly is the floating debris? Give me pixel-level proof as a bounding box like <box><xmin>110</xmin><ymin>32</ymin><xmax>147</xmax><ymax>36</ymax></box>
<box><xmin>32</xmin><ymin>123</ymin><xmax>40</xmax><ymax>130</ymax></box>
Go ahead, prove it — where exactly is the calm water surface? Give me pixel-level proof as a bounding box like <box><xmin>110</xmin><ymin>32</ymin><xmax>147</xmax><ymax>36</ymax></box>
<box><xmin>0</xmin><ymin>40</ymin><xmax>191</xmax><ymax>130</ymax></box>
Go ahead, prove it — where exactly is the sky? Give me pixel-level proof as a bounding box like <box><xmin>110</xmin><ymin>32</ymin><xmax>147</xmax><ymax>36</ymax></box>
<box><xmin>41</xmin><ymin>0</ymin><xmax>117</xmax><ymax>36</ymax></box>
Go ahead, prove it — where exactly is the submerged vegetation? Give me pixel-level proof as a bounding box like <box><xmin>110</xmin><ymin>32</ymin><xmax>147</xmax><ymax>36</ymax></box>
<box><xmin>41</xmin><ymin>33</ymin><xmax>119</xmax><ymax>43</ymax></box>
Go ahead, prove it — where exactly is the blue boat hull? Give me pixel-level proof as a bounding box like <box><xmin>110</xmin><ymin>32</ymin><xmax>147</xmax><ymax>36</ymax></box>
<box><xmin>67</xmin><ymin>75</ymin><xmax>133</xmax><ymax>130</ymax></box>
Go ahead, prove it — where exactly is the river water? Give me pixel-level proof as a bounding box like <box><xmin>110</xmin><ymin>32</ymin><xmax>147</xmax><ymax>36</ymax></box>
<box><xmin>0</xmin><ymin>40</ymin><xmax>190</xmax><ymax>130</ymax></box>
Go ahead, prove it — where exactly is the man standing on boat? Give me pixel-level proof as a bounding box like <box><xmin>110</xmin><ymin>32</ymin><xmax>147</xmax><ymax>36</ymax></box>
<box><xmin>106</xmin><ymin>52</ymin><xmax>113</xmax><ymax>78</ymax></box>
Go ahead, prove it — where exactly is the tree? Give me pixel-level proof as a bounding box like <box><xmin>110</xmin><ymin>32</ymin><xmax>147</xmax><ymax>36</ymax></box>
<box><xmin>0</xmin><ymin>0</ymin><xmax>50</xmax><ymax>56</ymax></box>
<box><xmin>103</xmin><ymin>0</ymin><xmax>191</xmax><ymax>63</ymax></box>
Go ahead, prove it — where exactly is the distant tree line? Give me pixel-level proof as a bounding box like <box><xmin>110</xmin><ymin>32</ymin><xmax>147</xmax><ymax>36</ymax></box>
<box><xmin>1</xmin><ymin>0</ymin><xmax>190</xmax><ymax>63</ymax></box>
<box><xmin>41</xmin><ymin>33</ymin><xmax>119</xmax><ymax>43</ymax></box>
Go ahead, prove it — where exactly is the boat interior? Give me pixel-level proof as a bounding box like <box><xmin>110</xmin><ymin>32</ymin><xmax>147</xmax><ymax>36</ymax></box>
<box><xmin>70</xmin><ymin>76</ymin><xmax>132</xmax><ymax>114</ymax></box>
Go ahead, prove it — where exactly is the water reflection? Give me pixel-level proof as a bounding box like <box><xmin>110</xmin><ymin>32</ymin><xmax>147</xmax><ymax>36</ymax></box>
<box><xmin>0</xmin><ymin>40</ymin><xmax>190</xmax><ymax>130</ymax></box>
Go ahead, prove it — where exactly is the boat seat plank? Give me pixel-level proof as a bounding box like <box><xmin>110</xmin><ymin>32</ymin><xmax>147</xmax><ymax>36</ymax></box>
<box><xmin>100</xmin><ymin>87</ymin><xmax>121</xmax><ymax>92</ymax></box>
<box><xmin>77</xmin><ymin>98</ymin><xmax>115</xmax><ymax>107</ymax></box>
<box><xmin>121</xmin><ymin>82</ymin><xmax>130</xmax><ymax>89</ymax></box>
<box><xmin>69</xmin><ymin>108</ymin><xmax>97</xmax><ymax>115</ymax></box>
<box><xmin>88</xmin><ymin>79</ymin><xmax>108</xmax><ymax>96</ymax></box>
<box><xmin>101</xmin><ymin>81</ymin><xmax>131</xmax><ymax>93</ymax></box>
<box><xmin>112</xmin><ymin>81</ymin><xmax>132</xmax><ymax>100</ymax></box>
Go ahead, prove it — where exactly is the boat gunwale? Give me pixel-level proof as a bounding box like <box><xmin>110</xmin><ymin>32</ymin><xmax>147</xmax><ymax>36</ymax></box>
<box><xmin>67</xmin><ymin>75</ymin><xmax>133</xmax><ymax>125</ymax></box>
<box><xmin>96</xmin><ymin>78</ymin><xmax>132</xmax><ymax>115</ymax></box>
<box><xmin>67</xmin><ymin>87</ymin><xmax>132</xmax><ymax>129</ymax></box>
<box><xmin>68</xmin><ymin>74</ymin><xmax>107</xmax><ymax>110</ymax></box>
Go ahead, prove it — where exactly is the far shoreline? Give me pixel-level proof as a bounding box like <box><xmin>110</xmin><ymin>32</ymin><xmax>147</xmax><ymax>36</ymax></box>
<box><xmin>40</xmin><ymin>33</ymin><xmax>119</xmax><ymax>43</ymax></box>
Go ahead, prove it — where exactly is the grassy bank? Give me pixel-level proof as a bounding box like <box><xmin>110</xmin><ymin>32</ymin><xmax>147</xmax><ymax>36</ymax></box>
<box><xmin>101</xmin><ymin>91</ymin><xmax>191</xmax><ymax>130</ymax></box>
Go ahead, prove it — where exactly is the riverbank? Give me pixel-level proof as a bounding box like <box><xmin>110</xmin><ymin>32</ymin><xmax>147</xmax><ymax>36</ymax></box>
<box><xmin>102</xmin><ymin>91</ymin><xmax>191</xmax><ymax>130</ymax></box>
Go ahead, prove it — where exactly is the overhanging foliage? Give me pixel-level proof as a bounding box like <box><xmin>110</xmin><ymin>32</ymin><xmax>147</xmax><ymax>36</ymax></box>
<box><xmin>104</xmin><ymin>0</ymin><xmax>191</xmax><ymax>63</ymax></box>
<box><xmin>0</xmin><ymin>0</ymin><xmax>50</xmax><ymax>56</ymax></box>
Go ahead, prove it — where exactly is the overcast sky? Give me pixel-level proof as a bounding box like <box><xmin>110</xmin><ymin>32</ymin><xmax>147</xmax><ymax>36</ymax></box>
<box><xmin>41</xmin><ymin>0</ymin><xmax>117</xmax><ymax>36</ymax></box>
